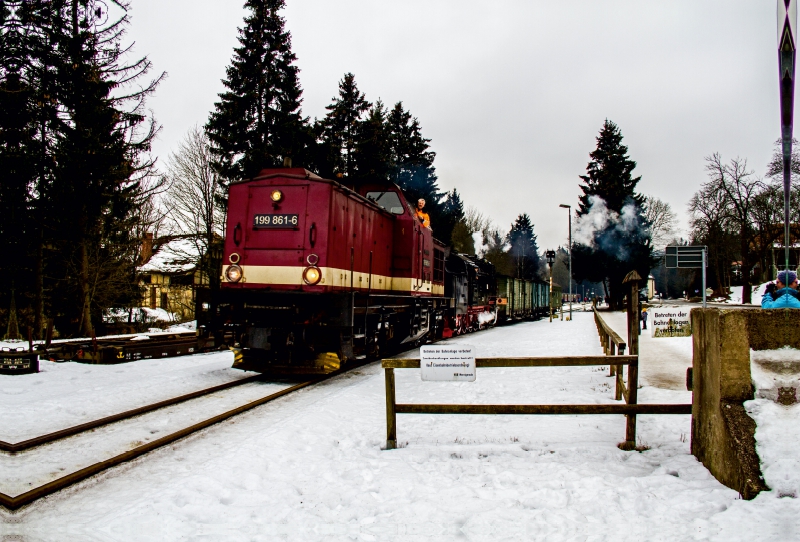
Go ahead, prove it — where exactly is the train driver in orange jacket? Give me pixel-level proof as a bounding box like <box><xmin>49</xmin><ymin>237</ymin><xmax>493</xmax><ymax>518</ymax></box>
<box><xmin>415</xmin><ymin>198</ymin><xmax>430</xmax><ymax>229</ymax></box>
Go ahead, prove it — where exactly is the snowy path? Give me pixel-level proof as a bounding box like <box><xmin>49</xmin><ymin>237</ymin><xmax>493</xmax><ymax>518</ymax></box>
<box><xmin>602</xmin><ymin>310</ymin><xmax>693</xmax><ymax>391</ymax></box>
<box><xmin>0</xmin><ymin>351</ymin><xmax>257</xmax><ymax>441</ymax></box>
<box><xmin>1</xmin><ymin>313</ymin><xmax>775</xmax><ymax>540</ymax></box>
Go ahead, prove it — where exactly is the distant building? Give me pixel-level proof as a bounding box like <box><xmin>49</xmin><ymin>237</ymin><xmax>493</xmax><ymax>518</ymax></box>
<box><xmin>137</xmin><ymin>234</ymin><xmax>207</xmax><ymax>322</ymax></box>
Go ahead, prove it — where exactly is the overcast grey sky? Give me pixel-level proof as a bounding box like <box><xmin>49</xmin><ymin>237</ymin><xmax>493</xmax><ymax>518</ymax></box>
<box><xmin>126</xmin><ymin>0</ymin><xmax>780</xmax><ymax>251</ymax></box>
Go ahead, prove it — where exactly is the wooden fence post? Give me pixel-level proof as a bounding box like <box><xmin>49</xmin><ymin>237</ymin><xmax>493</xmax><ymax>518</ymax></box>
<box><xmin>385</xmin><ymin>367</ymin><xmax>397</xmax><ymax>450</ymax></box>
<box><xmin>625</xmin><ymin>357</ymin><xmax>639</xmax><ymax>445</ymax></box>
<box><xmin>623</xmin><ymin>270</ymin><xmax>641</xmax><ymax>448</ymax></box>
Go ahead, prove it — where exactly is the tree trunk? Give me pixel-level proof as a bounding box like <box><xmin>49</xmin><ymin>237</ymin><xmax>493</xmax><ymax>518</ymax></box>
<box><xmin>740</xmin><ymin>231</ymin><xmax>752</xmax><ymax>304</ymax></box>
<box><xmin>33</xmin><ymin>229</ymin><xmax>44</xmax><ymax>338</ymax></box>
<box><xmin>79</xmin><ymin>239</ymin><xmax>94</xmax><ymax>337</ymax></box>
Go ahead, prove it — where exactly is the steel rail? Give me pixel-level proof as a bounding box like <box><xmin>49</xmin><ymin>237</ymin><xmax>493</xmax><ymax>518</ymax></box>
<box><xmin>0</xmin><ymin>378</ymin><xmax>324</xmax><ymax>511</ymax></box>
<box><xmin>0</xmin><ymin>374</ymin><xmax>265</xmax><ymax>453</ymax></box>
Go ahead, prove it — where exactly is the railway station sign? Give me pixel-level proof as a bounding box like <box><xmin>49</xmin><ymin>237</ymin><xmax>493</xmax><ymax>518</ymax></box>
<box><xmin>650</xmin><ymin>309</ymin><xmax>691</xmax><ymax>338</ymax></box>
<box><xmin>420</xmin><ymin>345</ymin><xmax>476</xmax><ymax>382</ymax></box>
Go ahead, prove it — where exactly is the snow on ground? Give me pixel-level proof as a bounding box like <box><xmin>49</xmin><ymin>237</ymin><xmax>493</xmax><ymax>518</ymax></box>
<box><xmin>2</xmin><ymin>313</ymin><xmax>773</xmax><ymax>541</ymax></box>
<box><xmin>747</xmin><ymin>348</ymin><xmax>800</xmax><ymax>499</ymax></box>
<box><xmin>602</xmin><ymin>310</ymin><xmax>693</xmax><ymax>392</ymax></box>
<box><xmin>2</xmin><ymin>379</ymin><xmax>291</xmax><ymax>496</ymax></box>
<box><xmin>0</xmin><ymin>351</ymin><xmax>256</xmax><ymax>441</ymax></box>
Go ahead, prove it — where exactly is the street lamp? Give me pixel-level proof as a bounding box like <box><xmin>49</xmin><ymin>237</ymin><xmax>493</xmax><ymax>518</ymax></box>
<box><xmin>559</xmin><ymin>204</ymin><xmax>572</xmax><ymax>321</ymax></box>
<box><xmin>545</xmin><ymin>250</ymin><xmax>556</xmax><ymax>321</ymax></box>
<box><xmin>778</xmin><ymin>0</ymin><xmax>797</xmax><ymax>273</ymax></box>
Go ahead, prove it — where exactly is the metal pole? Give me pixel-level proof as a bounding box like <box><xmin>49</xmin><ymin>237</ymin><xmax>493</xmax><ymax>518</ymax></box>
<box><xmin>702</xmin><ymin>246</ymin><xmax>707</xmax><ymax>309</ymax></box>
<box><xmin>778</xmin><ymin>0</ymin><xmax>797</xmax><ymax>274</ymax></box>
<box><xmin>568</xmin><ymin>212</ymin><xmax>572</xmax><ymax>321</ymax></box>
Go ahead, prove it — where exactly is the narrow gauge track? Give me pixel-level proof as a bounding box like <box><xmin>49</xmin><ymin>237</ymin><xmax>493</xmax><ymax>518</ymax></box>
<box><xmin>0</xmin><ymin>316</ymin><xmax>513</xmax><ymax>511</ymax></box>
<box><xmin>0</xmin><ymin>368</ymin><xmax>351</xmax><ymax>511</ymax></box>
<box><xmin>0</xmin><ymin>373</ymin><xmax>265</xmax><ymax>453</ymax></box>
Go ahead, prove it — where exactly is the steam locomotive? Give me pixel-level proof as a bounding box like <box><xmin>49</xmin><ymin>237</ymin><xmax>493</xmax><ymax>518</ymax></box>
<box><xmin>197</xmin><ymin>168</ymin><xmax>551</xmax><ymax>373</ymax></box>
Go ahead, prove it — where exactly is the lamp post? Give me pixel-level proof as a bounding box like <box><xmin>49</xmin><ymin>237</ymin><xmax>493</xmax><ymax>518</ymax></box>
<box><xmin>559</xmin><ymin>204</ymin><xmax>572</xmax><ymax>321</ymax></box>
<box><xmin>545</xmin><ymin>250</ymin><xmax>556</xmax><ymax>322</ymax></box>
<box><xmin>778</xmin><ymin>0</ymin><xmax>797</xmax><ymax>273</ymax></box>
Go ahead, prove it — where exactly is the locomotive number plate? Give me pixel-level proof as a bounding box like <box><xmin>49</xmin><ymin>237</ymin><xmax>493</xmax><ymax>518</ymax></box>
<box><xmin>253</xmin><ymin>214</ymin><xmax>299</xmax><ymax>228</ymax></box>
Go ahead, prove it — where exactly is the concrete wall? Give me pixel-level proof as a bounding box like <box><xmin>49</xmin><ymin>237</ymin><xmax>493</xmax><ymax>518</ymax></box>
<box><xmin>691</xmin><ymin>308</ymin><xmax>800</xmax><ymax>499</ymax></box>
<box><xmin>692</xmin><ymin>309</ymin><xmax>783</xmax><ymax>499</ymax></box>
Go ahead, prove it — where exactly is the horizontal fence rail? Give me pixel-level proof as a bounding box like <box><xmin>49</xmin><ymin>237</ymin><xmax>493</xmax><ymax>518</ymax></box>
<box><xmin>394</xmin><ymin>404</ymin><xmax>692</xmax><ymax>415</ymax></box>
<box><xmin>593</xmin><ymin>307</ymin><xmax>626</xmax><ymax>356</ymax></box>
<box><xmin>382</xmin><ymin>355</ymin><xmax>691</xmax><ymax>451</ymax></box>
<box><xmin>383</xmin><ymin>356</ymin><xmax>639</xmax><ymax>369</ymax></box>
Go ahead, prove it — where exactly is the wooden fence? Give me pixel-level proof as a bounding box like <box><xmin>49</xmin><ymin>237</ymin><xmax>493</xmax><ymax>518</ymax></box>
<box><xmin>382</xmin><ymin>356</ymin><xmax>691</xmax><ymax>451</ymax></box>
<box><xmin>593</xmin><ymin>307</ymin><xmax>626</xmax><ymax>356</ymax></box>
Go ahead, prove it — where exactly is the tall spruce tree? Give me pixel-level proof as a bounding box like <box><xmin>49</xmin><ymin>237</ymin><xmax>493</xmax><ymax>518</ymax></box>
<box><xmin>352</xmin><ymin>99</ymin><xmax>390</xmax><ymax>183</ymax></box>
<box><xmin>47</xmin><ymin>0</ymin><xmax>161</xmax><ymax>336</ymax></box>
<box><xmin>439</xmin><ymin>189</ymin><xmax>465</xmax><ymax>249</ymax></box>
<box><xmin>572</xmin><ymin>120</ymin><xmax>654</xmax><ymax>309</ymax></box>
<box><xmin>0</xmin><ymin>0</ymin><xmax>38</xmax><ymax>336</ymax></box>
<box><xmin>506</xmin><ymin>214</ymin><xmax>541</xmax><ymax>280</ymax></box>
<box><xmin>0</xmin><ymin>1</ymin><xmax>161</xmax><ymax>337</ymax></box>
<box><xmin>386</xmin><ymin>101</ymin><xmax>439</xmax><ymax>205</ymax></box>
<box><xmin>206</xmin><ymin>0</ymin><xmax>307</xmax><ymax>186</ymax></box>
<box><xmin>316</xmin><ymin>72</ymin><xmax>370</xmax><ymax>179</ymax></box>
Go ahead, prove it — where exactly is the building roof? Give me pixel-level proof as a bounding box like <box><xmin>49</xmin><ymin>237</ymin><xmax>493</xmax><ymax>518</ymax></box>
<box><xmin>138</xmin><ymin>238</ymin><xmax>200</xmax><ymax>274</ymax></box>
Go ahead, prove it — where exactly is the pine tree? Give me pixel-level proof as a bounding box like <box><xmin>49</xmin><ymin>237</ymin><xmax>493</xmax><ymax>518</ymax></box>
<box><xmin>506</xmin><ymin>214</ymin><xmax>541</xmax><ymax>280</ymax></box>
<box><xmin>483</xmin><ymin>229</ymin><xmax>515</xmax><ymax>277</ymax></box>
<box><xmin>352</xmin><ymin>99</ymin><xmax>390</xmax><ymax>183</ymax></box>
<box><xmin>0</xmin><ymin>0</ymin><xmax>42</xmax><ymax>334</ymax></box>
<box><xmin>206</xmin><ymin>0</ymin><xmax>307</xmax><ymax>185</ymax></box>
<box><xmin>572</xmin><ymin>120</ymin><xmax>654</xmax><ymax>309</ymax></box>
<box><xmin>316</xmin><ymin>72</ymin><xmax>370</xmax><ymax>179</ymax></box>
<box><xmin>386</xmin><ymin>101</ymin><xmax>439</xmax><ymax>206</ymax></box>
<box><xmin>439</xmin><ymin>189</ymin><xmax>465</xmax><ymax>248</ymax></box>
<box><xmin>45</xmin><ymin>0</ymin><xmax>161</xmax><ymax>336</ymax></box>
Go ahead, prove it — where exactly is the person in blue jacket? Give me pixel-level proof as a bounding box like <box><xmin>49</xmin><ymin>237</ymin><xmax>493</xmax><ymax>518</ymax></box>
<box><xmin>761</xmin><ymin>270</ymin><xmax>800</xmax><ymax>308</ymax></box>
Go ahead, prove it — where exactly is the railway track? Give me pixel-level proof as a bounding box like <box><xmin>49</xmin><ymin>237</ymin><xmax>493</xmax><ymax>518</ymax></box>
<box><xmin>0</xmin><ymin>318</ymin><xmax>510</xmax><ymax>511</ymax></box>
<box><xmin>0</xmin><ymin>363</ymin><xmax>362</xmax><ymax>511</ymax></box>
<box><xmin>0</xmin><ymin>373</ymin><xmax>265</xmax><ymax>453</ymax></box>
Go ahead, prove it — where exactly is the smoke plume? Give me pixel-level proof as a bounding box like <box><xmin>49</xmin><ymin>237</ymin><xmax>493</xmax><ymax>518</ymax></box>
<box><xmin>573</xmin><ymin>195</ymin><xmax>646</xmax><ymax>259</ymax></box>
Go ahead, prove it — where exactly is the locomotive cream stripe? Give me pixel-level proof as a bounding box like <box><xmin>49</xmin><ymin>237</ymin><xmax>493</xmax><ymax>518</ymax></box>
<box><xmin>223</xmin><ymin>264</ymin><xmax>444</xmax><ymax>295</ymax></box>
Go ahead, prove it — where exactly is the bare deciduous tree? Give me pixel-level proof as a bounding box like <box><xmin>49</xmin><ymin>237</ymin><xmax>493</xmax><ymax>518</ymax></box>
<box><xmin>161</xmin><ymin>127</ymin><xmax>226</xmax><ymax>317</ymax></box>
<box><xmin>690</xmin><ymin>154</ymin><xmax>768</xmax><ymax>303</ymax></box>
<box><xmin>644</xmin><ymin>196</ymin><xmax>678</xmax><ymax>250</ymax></box>
<box><xmin>164</xmin><ymin>126</ymin><xmax>226</xmax><ymax>263</ymax></box>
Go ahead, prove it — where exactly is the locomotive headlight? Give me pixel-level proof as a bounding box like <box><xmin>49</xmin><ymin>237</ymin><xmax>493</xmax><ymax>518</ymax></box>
<box><xmin>229</xmin><ymin>252</ymin><xmax>240</xmax><ymax>264</ymax></box>
<box><xmin>225</xmin><ymin>264</ymin><xmax>243</xmax><ymax>283</ymax></box>
<box><xmin>270</xmin><ymin>190</ymin><xmax>283</xmax><ymax>203</ymax></box>
<box><xmin>302</xmin><ymin>266</ymin><xmax>321</xmax><ymax>285</ymax></box>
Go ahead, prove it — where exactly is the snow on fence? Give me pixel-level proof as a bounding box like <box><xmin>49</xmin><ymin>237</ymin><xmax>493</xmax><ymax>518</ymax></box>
<box><xmin>593</xmin><ymin>307</ymin><xmax>626</xmax><ymax>356</ymax></box>
<box><xmin>382</xmin><ymin>355</ymin><xmax>691</xmax><ymax>452</ymax></box>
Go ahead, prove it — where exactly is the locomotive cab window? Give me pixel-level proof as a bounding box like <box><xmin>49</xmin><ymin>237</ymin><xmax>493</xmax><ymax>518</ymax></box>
<box><xmin>365</xmin><ymin>191</ymin><xmax>405</xmax><ymax>215</ymax></box>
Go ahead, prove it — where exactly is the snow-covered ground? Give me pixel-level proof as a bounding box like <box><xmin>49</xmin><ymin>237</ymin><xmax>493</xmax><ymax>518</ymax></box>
<box><xmin>1</xmin><ymin>313</ymin><xmax>797</xmax><ymax>540</ymax></box>
<box><xmin>0</xmin><ymin>351</ymin><xmax>257</xmax><ymax>441</ymax></box>
<box><xmin>602</xmin><ymin>310</ymin><xmax>693</xmax><ymax>391</ymax></box>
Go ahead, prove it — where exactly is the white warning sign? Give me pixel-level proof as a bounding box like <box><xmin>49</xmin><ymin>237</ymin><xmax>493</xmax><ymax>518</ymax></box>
<box><xmin>420</xmin><ymin>345</ymin><xmax>476</xmax><ymax>382</ymax></box>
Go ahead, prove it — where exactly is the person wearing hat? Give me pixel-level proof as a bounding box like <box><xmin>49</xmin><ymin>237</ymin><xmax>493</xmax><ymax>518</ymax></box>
<box><xmin>640</xmin><ymin>307</ymin><xmax>648</xmax><ymax>330</ymax></box>
<box><xmin>762</xmin><ymin>270</ymin><xmax>800</xmax><ymax>308</ymax></box>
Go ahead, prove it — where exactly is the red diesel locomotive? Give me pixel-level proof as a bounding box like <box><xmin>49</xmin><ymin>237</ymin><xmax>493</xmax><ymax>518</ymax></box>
<box><xmin>205</xmin><ymin>168</ymin><xmax>453</xmax><ymax>372</ymax></box>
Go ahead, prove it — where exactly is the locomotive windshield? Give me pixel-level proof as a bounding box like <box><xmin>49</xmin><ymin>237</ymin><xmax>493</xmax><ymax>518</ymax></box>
<box><xmin>365</xmin><ymin>191</ymin><xmax>405</xmax><ymax>215</ymax></box>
